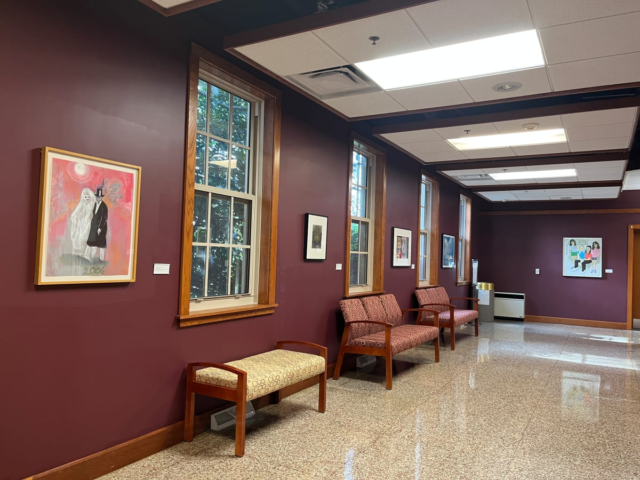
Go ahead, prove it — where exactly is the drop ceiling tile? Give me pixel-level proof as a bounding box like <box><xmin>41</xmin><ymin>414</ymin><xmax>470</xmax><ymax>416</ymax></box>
<box><xmin>542</xmin><ymin>176</ymin><xmax>579</xmax><ymax>183</ymax></box>
<box><xmin>433</xmin><ymin>123</ymin><xmax>498</xmax><ymax>139</ymax></box>
<box><xmin>576</xmin><ymin>160</ymin><xmax>627</xmax><ymax>170</ymax></box>
<box><xmin>569</xmin><ymin>137</ymin><xmax>631</xmax><ymax>152</ymax></box>
<box><xmin>458</xmin><ymin>179</ymin><xmax>500</xmax><ymax>186</ymax></box>
<box><xmin>483</xmin><ymin>166</ymin><xmax>529</xmax><ymax>174</ymax></box>
<box><xmin>460</xmin><ymin>67</ymin><xmax>551</xmax><ymax>102</ymax></box>
<box><xmin>577</xmin><ymin>170</ymin><xmax>625</xmax><ymax>181</ymax></box>
<box><xmin>498</xmin><ymin>179</ymin><xmax>540</xmax><ymax>185</ymax></box>
<box><xmin>313</xmin><ymin>11</ymin><xmax>430</xmax><ymax>64</ymax></box>
<box><xmin>402</xmin><ymin>141</ymin><xmax>457</xmax><ymax>155</ymax></box>
<box><xmin>528</xmin><ymin>0</ymin><xmax>640</xmax><ymax>28</ymax></box>
<box><xmin>463</xmin><ymin>147</ymin><xmax>517</xmax><ymax>159</ymax></box>
<box><xmin>153</xmin><ymin>0</ymin><xmax>191</xmax><ymax>6</ymax></box>
<box><xmin>513</xmin><ymin>143</ymin><xmax>570</xmax><ymax>156</ymax></box>
<box><xmin>494</xmin><ymin>115</ymin><xmax>563</xmax><ymax>134</ymax></box>
<box><xmin>407</xmin><ymin>0</ymin><xmax>533</xmax><ymax>47</ymax></box>
<box><xmin>544</xmin><ymin>188</ymin><xmax>582</xmax><ymax>194</ymax></box>
<box><xmin>324</xmin><ymin>91</ymin><xmax>404</xmax><ymax>118</ymax></box>
<box><xmin>387</xmin><ymin>82</ymin><xmax>473</xmax><ymax>110</ymax></box>
<box><xmin>381</xmin><ymin>129</ymin><xmax>441</xmax><ymax>144</ymax></box>
<box><xmin>236</xmin><ymin>33</ymin><xmax>347</xmax><ymax>76</ymax></box>
<box><xmin>512</xmin><ymin>189</ymin><xmax>550</xmax><ymax>197</ymax></box>
<box><xmin>540</xmin><ymin>12</ymin><xmax>640</xmax><ymax>65</ymax></box>
<box><xmin>581</xmin><ymin>186</ymin><xmax>621</xmax><ymax>198</ymax></box>
<box><xmin>442</xmin><ymin>168</ymin><xmax>485</xmax><ymax>176</ymax></box>
<box><xmin>566</xmin><ymin>123</ymin><xmax>634</xmax><ymax>142</ymax></box>
<box><xmin>561</xmin><ymin>107</ymin><xmax>638</xmax><ymax>128</ymax></box>
<box><xmin>525</xmin><ymin>163</ymin><xmax>574</xmax><ymax>171</ymax></box>
<box><xmin>515</xmin><ymin>195</ymin><xmax>551</xmax><ymax>201</ymax></box>
<box><xmin>549</xmin><ymin>194</ymin><xmax>583</xmax><ymax>200</ymax></box>
<box><xmin>415</xmin><ymin>151</ymin><xmax>468</xmax><ymax>163</ymax></box>
<box><xmin>548</xmin><ymin>52</ymin><xmax>640</xmax><ymax>91</ymax></box>
<box><xmin>479</xmin><ymin>191</ymin><xmax>519</xmax><ymax>202</ymax></box>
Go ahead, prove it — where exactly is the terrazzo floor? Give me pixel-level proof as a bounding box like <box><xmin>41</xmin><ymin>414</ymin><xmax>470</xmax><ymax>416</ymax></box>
<box><xmin>102</xmin><ymin>321</ymin><xmax>640</xmax><ymax>479</ymax></box>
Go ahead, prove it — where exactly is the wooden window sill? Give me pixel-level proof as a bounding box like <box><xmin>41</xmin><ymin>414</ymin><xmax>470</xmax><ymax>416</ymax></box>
<box><xmin>177</xmin><ymin>304</ymin><xmax>278</xmax><ymax>328</ymax></box>
<box><xmin>344</xmin><ymin>290</ymin><xmax>385</xmax><ymax>299</ymax></box>
<box><xmin>417</xmin><ymin>283</ymin><xmax>438</xmax><ymax>289</ymax></box>
<box><xmin>456</xmin><ymin>281</ymin><xmax>471</xmax><ymax>286</ymax></box>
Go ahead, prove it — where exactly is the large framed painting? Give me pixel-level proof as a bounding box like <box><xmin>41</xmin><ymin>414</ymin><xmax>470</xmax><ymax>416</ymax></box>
<box><xmin>442</xmin><ymin>234</ymin><xmax>456</xmax><ymax>269</ymax></box>
<box><xmin>563</xmin><ymin>237</ymin><xmax>602</xmax><ymax>278</ymax></box>
<box><xmin>392</xmin><ymin>227</ymin><xmax>412</xmax><ymax>267</ymax></box>
<box><xmin>35</xmin><ymin>147</ymin><xmax>141</xmax><ymax>285</ymax></box>
<box><xmin>304</xmin><ymin>213</ymin><xmax>328</xmax><ymax>261</ymax></box>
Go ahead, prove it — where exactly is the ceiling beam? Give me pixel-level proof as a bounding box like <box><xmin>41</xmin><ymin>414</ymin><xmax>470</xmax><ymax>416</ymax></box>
<box><xmin>372</xmin><ymin>96</ymin><xmax>640</xmax><ymax>135</ymax></box>
<box><xmin>468</xmin><ymin>180</ymin><xmax>622</xmax><ymax>193</ymax></box>
<box><xmin>138</xmin><ymin>0</ymin><xmax>224</xmax><ymax>17</ymax></box>
<box><xmin>224</xmin><ymin>0</ymin><xmax>438</xmax><ymax>49</ymax></box>
<box><xmin>435</xmin><ymin>151</ymin><xmax>629</xmax><ymax>172</ymax></box>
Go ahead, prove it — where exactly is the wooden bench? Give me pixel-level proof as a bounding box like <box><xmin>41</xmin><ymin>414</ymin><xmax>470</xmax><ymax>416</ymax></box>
<box><xmin>183</xmin><ymin>340</ymin><xmax>327</xmax><ymax>457</ymax></box>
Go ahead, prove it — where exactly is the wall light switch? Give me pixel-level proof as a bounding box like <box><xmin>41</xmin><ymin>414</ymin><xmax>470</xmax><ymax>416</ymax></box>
<box><xmin>154</xmin><ymin>263</ymin><xmax>170</xmax><ymax>275</ymax></box>
<box><xmin>605</xmin><ymin>269</ymin><xmax>613</xmax><ymax>274</ymax></box>
<box><xmin>535</xmin><ymin>268</ymin><xmax>540</xmax><ymax>275</ymax></box>
<box><xmin>336</xmin><ymin>264</ymin><xmax>342</xmax><ymax>270</ymax></box>
<box><xmin>411</xmin><ymin>264</ymin><xmax>415</xmax><ymax>269</ymax></box>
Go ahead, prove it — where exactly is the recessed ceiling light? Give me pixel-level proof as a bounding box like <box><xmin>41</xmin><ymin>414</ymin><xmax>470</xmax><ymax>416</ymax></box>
<box><xmin>492</xmin><ymin>82</ymin><xmax>522</xmax><ymax>93</ymax></box>
<box><xmin>448</xmin><ymin>128</ymin><xmax>566</xmax><ymax>151</ymax></box>
<box><xmin>489</xmin><ymin>169</ymin><xmax>577</xmax><ymax>181</ymax></box>
<box><xmin>355</xmin><ymin>30</ymin><xmax>544</xmax><ymax>90</ymax></box>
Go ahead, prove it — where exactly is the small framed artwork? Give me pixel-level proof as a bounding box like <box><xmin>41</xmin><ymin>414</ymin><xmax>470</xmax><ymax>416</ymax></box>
<box><xmin>304</xmin><ymin>213</ymin><xmax>328</xmax><ymax>261</ymax></box>
<box><xmin>35</xmin><ymin>147</ymin><xmax>141</xmax><ymax>285</ymax></box>
<box><xmin>563</xmin><ymin>237</ymin><xmax>603</xmax><ymax>278</ymax></box>
<box><xmin>392</xmin><ymin>228</ymin><xmax>412</xmax><ymax>267</ymax></box>
<box><xmin>442</xmin><ymin>234</ymin><xmax>456</xmax><ymax>269</ymax></box>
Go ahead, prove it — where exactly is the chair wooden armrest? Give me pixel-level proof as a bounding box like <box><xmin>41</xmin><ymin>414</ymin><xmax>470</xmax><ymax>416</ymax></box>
<box><xmin>347</xmin><ymin>320</ymin><xmax>394</xmax><ymax>326</ymax></box>
<box><xmin>419</xmin><ymin>303</ymin><xmax>456</xmax><ymax>308</ymax></box>
<box><xmin>276</xmin><ymin>340</ymin><xmax>328</xmax><ymax>361</ymax></box>
<box><xmin>186</xmin><ymin>362</ymin><xmax>246</xmax><ymax>381</ymax></box>
<box><xmin>403</xmin><ymin>308</ymin><xmax>440</xmax><ymax>329</ymax></box>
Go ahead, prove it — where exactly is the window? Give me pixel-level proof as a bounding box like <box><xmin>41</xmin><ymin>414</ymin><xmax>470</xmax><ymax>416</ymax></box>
<box><xmin>418</xmin><ymin>172</ymin><xmax>439</xmax><ymax>287</ymax></box>
<box><xmin>179</xmin><ymin>45</ymin><xmax>280</xmax><ymax>327</ymax></box>
<box><xmin>457</xmin><ymin>194</ymin><xmax>472</xmax><ymax>285</ymax></box>
<box><xmin>345</xmin><ymin>136</ymin><xmax>386</xmax><ymax>297</ymax></box>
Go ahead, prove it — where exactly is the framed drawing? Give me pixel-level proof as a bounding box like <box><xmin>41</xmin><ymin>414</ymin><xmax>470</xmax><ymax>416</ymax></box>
<box><xmin>35</xmin><ymin>147</ymin><xmax>141</xmax><ymax>285</ymax></box>
<box><xmin>392</xmin><ymin>227</ymin><xmax>412</xmax><ymax>267</ymax></box>
<box><xmin>442</xmin><ymin>234</ymin><xmax>456</xmax><ymax>269</ymax></box>
<box><xmin>304</xmin><ymin>213</ymin><xmax>328</xmax><ymax>261</ymax></box>
<box><xmin>563</xmin><ymin>237</ymin><xmax>602</xmax><ymax>278</ymax></box>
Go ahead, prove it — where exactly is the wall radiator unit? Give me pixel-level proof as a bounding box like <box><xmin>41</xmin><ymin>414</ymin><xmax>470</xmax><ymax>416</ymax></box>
<box><xmin>494</xmin><ymin>292</ymin><xmax>525</xmax><ymax>320</ymax></box>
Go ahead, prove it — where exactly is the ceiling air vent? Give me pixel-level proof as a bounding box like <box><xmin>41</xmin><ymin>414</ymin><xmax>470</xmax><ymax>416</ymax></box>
<box><xmin>287</xmin><ymin>65</ymin><xmax>380</xmax><ymax>100</ymax></box>
<box><xmin>456</xmin><ymin>174</ymin><xmax>493</xmax><ymax>181</ymax></box>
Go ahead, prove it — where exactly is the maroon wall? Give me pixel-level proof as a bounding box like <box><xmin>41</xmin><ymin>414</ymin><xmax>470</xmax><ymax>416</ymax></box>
<box><xmin>0</xmin><ymin>2</ymin><xmax>472</xmax><ymax>478</ymax></box>
<box><xmin>478</xmin><ymin>194</ymin><xmax>640</xmax><ymax>323</ymax></box>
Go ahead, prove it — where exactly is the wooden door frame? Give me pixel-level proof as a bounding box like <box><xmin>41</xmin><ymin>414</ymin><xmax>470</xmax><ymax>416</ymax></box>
<box><xmin>626</xmin><ymin>225</ymin><xmax>640</xmax><ymax>330</ymax></box>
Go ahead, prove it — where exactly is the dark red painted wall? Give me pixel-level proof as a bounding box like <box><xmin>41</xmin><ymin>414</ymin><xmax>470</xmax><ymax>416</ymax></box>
<box><xmin>0</xmin><ymin>2</ymin><xmax>471</xmax><ymax>478</ymax></box>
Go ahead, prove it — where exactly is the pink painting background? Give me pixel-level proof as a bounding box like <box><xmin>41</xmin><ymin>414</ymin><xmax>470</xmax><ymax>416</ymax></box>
<box><xmin>46</xmin><ymin>156</ymin><xmax>135</xmax><ymax>277</ymax></box>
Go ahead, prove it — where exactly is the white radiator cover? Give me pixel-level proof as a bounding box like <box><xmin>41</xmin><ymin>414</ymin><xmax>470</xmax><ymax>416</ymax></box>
<box><xmin>494</xmin><ymin>292</ymin><xmax>525</xmax><ymax>320</ymax></box>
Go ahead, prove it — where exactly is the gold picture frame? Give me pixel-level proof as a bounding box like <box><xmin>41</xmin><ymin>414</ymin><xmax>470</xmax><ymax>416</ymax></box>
<box><xmin>35</xmin><ymin>147</ymin><xmax>141</xmax><ymax>285</ymax></box>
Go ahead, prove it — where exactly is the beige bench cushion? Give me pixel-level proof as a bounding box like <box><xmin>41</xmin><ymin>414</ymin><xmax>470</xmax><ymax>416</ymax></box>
<box><xmin>195</xmin><ymin>349</ymin><xmax>325</xmax><ymax>401</ymax></box>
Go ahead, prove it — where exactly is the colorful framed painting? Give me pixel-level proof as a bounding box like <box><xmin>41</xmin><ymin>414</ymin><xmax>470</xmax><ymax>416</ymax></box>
<box><xmin>35</xmin><ymin>147</ymin><xmax>141</xmax><ymax>285</ymax></box>
<box><xmin>563</xmin><ymin>237</ymin><xmax>603</xmax><ymax>278</ymax></box>
<box><xmin>442</xmin><ymin>234</ymin><xmax>456</xmax><ymax>269</ymax></box>
<box><xmin>392</xmin><ymin>227</ymin><xmax>412</xmax><ymax>267</ymax></box>
<box><xmin>304</xmin><ymin>213</ymin><xmax>328</xmax><ymax>261</ymax></box>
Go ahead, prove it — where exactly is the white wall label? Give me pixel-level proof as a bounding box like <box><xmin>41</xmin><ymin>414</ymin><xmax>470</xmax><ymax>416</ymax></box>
<box><xmin>153</xmin><ymin>264</ymin><xmax>170</xmax><ymax>275</ymax></box>
<box><xmin>535</xmin><ymin>268</ymin><xmax>540</xmax><ymax>275</ymax></box>
<box><xmin>336</xmin><ymin>264</ymin><xmax>342</xmax><ymax>270</ymax></box>
<box><xmin>411</xmin><ymin>264</ymin><xmax>415</xmax><ymax>269</ymax></box>
<box><xmin>605</xmin><ymin>269</ymin><xmax>613</xmax><ymax>274</ymax></box>
<box><xmin>478</xmin><ymin>289</ymin><xmax>490</xmax><ymax>306</ymax></box>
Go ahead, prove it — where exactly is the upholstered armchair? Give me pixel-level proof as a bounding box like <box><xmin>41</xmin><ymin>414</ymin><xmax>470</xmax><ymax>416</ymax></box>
<box><xmin>414</xmin><ymin>287</ymin><xmax>479</xmax><ymax>350</ymax></box>
<box><xmin>333</xmin><ymin>294</ymin><xmax>441</xmax><ymax>390</ymax></box>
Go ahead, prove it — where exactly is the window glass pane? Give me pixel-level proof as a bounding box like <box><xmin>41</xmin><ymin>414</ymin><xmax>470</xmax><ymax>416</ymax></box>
<box><xmin>352</xmin><ymin>152</ymin><xmax>368</xmax><ymax>187</ymax></box>
<box><xmin>207</xmin><ymin>247</ymin><xmax>229</xmax><ymax>296</ymax></box>
<box><xmin>197</xmin><ymin>80</ymin><xmax>207</xmax><ymax>132</ymax></box>
<box><xmin>360</xmin><ymin>221</ymin><xmax>369</xmax><ymax>252</ymax></box>
<box><xmin>195</xmin><ymin>134</ymin><xmax>206</xmax><ymax>185</ymax></box>
<box><xmin>208</xmin><ymin>138</ymin><xmax>229</xmax><ymax>189</ymax></box>
<box><xmin>421</xmin><ymin>182</ymin><xmax>427</xmax><ymax>208</ymax></box>
<box><xmin>359</xmin><ymin>253</ymin><xmax>368</xmax><ymax>285</ymax></box>
<box><xmin>351</xmin><ymin>186</ymin><xmax>367</xmax><ymax>218</ymax></box>
<box><xmin>233</xmin><ymin>199</ymin><xmax>251</xmax><ymax>245</ymax></box>
<box><xmin>420</xmin><ymin>232</ymin><xmax>427</xmax><ymax>256</ymax></box>
<box><xmin>210</xmin><ymin>195</ymin><xmax>231</xmax><ymax>244</ymax></box>
<box><xmin>193</xmin><ymin>191</ymin><xmax>208</xmax><ymax>243</ymax></box>
<box><xmin>231</xmin><ymin>146</ymin><xmax>249</xmax><ymax>193</ymax></box>
<box><xmin>420</xmin><ymin>206</ymin><xmax>426</xmax><ymax>231</ymax></box>
<box><xmin>231</xmin><ymin>247</ymin><xmax>250</xmax><ymax>295</ymax></box>
<box><xmin>349</xmin><ymin>253</ymin><xmax>359</xmax><ymax>286</ymax></box>
<box><xmin>350</xmin><ymin>221</ymin><xmax>359</xmax><ymax>251</ymax></box>
<box><xmin>420</xmin><ymin>257</ymin><xmax>428</xmax><ymax>282</ymax></box>
<box><xmin>209</xmin><ymin>86</ymin><xmax>230</xmax><ymax>139</ymax></box>
<box><xmin>190</xmin><ymin>246</ymin><xmax>206</xmax><ymax>299</ymax></box>
<box><xmin>232</xmin><ymin>96</ymin><xmax>250</xmax><ymax>146</ymax></box>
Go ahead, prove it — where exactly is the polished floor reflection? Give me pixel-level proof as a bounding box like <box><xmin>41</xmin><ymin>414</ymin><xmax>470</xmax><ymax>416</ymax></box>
<box><xmin>102</xmin><ymin>322</ymin><xmax>640</xmax><ymax>479</ymax></box>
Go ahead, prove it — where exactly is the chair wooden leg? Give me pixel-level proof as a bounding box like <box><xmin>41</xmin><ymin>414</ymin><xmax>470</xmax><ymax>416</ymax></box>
<box><xmin>385</xmin><ymin>353</ymin><xmax>393</xmax><ymax>390</ymax></box>
<box><xmin>318</xmin><ymin>371</ymin><xmax>327</xmax><ymax>413</ymax></box>
<box><xmin>434</xmin><ymin>336</ymin><xmax>440</xmax><ymax>363</ymax></box>
<box><xmin>333</xmin><ymin>349</ymin><xmax>345</xmax><ymax>380</ymax></box>
<box><xmin>450</xmin><ymin>326</ymin><xmax>456</xmax><ymax>350</ymax></box>
<box><xmin>184</xmin><ymin>387</ymin><xmax>195</xmax><ymax>442</ymax></box>
<box><xmin>235</xmin><ymin>375</ymin><xmax>248</xmax><ymax>457</ymax></box>
<box><xmin>475</xmin><ymin>318</ymin><xmax>479</xmax><ymax>336</ymax></box>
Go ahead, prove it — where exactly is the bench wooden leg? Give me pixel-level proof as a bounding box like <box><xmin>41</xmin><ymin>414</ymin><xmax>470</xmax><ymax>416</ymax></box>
<box><xmin>450</xmin><ymin>325</ymin><xmax>456</xmax><ymax>351</ymax></box>
<box><xmin>318</xmin><ymin>371</ymin><xmax>326</xmax><ymax>413</ymax></box>
<box><xmin>235</xmin><ymin>373</ymin><xmax>248</xmax><ymax>457</ymax></box>
<box><xmin>184</xmin><ymin>376</ymin><xmax>195</xmax><ymax>442</ymax></box>
<box><xmin>434</xmin><ymin>336</ymin><xmax>440</xmax><ymax>363</ymax></box>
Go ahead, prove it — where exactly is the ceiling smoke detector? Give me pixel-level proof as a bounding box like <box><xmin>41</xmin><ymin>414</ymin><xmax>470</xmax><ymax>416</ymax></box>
<box><xmin>492</xmin><ymin>81</ymin><xmax>522</xmax><ymax>93</ymax></box>
<box><xmin>522</xmin><ymin>122</ymin><xmax>540</xmax><ymax>130</ymax></box>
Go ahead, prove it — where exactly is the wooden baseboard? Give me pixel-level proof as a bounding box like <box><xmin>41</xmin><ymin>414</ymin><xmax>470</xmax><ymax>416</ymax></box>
<box><xmin>525</xmin><ymin>315</ymin><xmax>628</xmax><ymax>330</ymax></box>
<box><xmin>29</xmin><ymin>364</ymin><xmax>335</xmax><ymax>480</ymax></box>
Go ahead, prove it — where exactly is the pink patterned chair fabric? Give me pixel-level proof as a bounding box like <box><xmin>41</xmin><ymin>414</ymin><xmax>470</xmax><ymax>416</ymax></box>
<box><xmin>415</xmin><ymin>287</ymin><xmax>478</xmax><ymax>327</ymax></box>
<box><xmin>339</xmin><ymin>298</ymin><xmax>384</xmax><ymax>343</ymax></box>
<box><xmin>379</xmin><ymin>294</ymin><xmax>403</xmax><ymax>326</ymax></box>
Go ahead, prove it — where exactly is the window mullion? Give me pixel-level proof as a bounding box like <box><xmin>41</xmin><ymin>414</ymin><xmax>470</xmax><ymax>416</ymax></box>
<box><xmin>204</xmin><ymin>192</ymin><xmax>212</xmax><ymax>297</ymax></box>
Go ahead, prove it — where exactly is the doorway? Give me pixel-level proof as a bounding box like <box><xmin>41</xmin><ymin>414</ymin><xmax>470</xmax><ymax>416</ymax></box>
<box><xmin>627</xmin><ymin>225</ymin><xmax>640</xmax><ymax>329</ymax></box>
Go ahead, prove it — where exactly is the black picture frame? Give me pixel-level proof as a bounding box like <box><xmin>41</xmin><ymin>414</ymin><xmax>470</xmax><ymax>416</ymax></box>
<box><xmin>304</xmin><ymin>213</ymin><xmax>328</xmax><ymax>261</ymax></box>
<box><xmin>391</xmin><ymin>227</ymin><xmax>412</xmax><ymax>268</ymax></box>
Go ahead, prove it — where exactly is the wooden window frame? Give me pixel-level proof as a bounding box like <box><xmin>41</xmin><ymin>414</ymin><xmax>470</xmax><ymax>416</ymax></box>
<box><xmin>456</xmin><ymin>193</ymin><xmax>472</xmax><ymax>286</ymax></box>
<box><xmin>417</xmin><ymin>171</ymin><xmax>439</xmax><ymax>287</ymax></box>
<box><xmin>344</xmin><ymin>133</ymin><xmax>386</xmax><ymax>298</ymax></box>
<box><xmin>178</xmin><ymin>44</ymin><xmax>281</xmax><ymax>328</ymax></box>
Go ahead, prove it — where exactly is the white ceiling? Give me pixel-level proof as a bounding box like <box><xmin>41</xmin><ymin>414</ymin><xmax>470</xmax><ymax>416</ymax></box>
<box><xmin>478</xmin><ymin>186</ymin><xmax>621</xmax><ymax>202</ymax></box>
<box><xmin>234</xmin><ymin>0</ymin><xmax>640</xmax><ymax>118</ymax></box>
<box><xmin>150</xmin><ymin>0</ymin><xmax>192</xmax><ymax>7</ymax></box>
<box><xmin>381</xmin><ymin>107</ymin><xmax>637</xmax><ymax>163</ymax></box>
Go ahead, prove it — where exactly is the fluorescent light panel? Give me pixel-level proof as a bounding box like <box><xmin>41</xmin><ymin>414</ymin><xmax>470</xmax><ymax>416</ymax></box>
<box><xmin>489</xmin><ymin>169</ymin><xmax>577</xmax><ymax>181</ymax></box>
<box><xmin>355</xmin><ymin>30</ymin><xmax>544</xmax><ymax>90</ymax></box>
<box><xmin>448</xmin><ymin>129</ymin><xmax>566</xmax><ymax>151</ymax></box>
